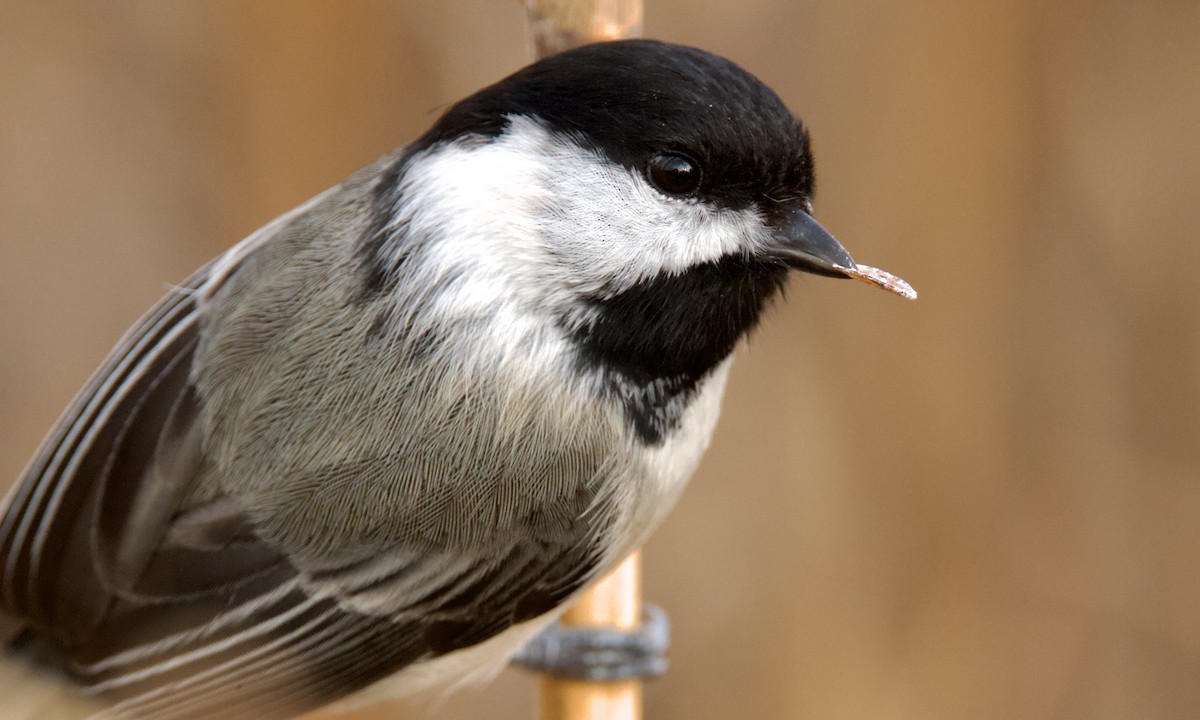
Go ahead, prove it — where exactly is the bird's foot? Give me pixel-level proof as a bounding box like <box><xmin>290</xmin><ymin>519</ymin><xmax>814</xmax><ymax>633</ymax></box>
<box><xmin>511</xmin><ymin>603</ymin><xmax>669</xmax><ymax>681</ymax></box>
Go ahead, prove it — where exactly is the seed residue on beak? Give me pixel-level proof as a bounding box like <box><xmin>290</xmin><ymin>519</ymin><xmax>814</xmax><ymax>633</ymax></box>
<box><xmin>839</xmin><ymin>264</ymin><xmax>918</xmax><ymax>300</ymax></box>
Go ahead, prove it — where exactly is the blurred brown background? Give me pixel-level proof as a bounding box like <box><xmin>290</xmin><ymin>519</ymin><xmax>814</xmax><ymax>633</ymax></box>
<box><xmin>2</xmin><ymin>1</ymin><xmax>1198</xmax><ymax>719</ymax></box>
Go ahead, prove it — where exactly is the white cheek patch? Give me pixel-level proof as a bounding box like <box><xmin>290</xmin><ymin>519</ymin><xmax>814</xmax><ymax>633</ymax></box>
<box><xmin>387</xmin><ymin>116</ymin><xmax>769</xmax><ymax>320</ymax></box>
<box><xmin>383</xmin><ymin>132</ymin><xmax>551</xmax><ymax>314</ymax></box>
<box><xmin>519</xmin><ymin>117</ymin><xmax>769</xmax><ymax>294</ymax></box>
<box><xmin>543</xmin><ymin>161</ymin><xmax>766</xmax><ymax>295</ymax></box>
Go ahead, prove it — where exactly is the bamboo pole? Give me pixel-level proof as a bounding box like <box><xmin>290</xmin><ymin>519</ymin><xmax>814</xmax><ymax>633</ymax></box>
<box><xmin>521</xmin><ymin>6</ymin><xmax>647</xmax><ymax>720</ymax></box>
<box><xmin>523</xmin><ymin>0</ymin><xmax>644</xmax><ymax>58</ymax></box>
<box><xmin>538</xmin><ymin>555</ymin><xmax>644</xmax><ymax>720</ymax></box>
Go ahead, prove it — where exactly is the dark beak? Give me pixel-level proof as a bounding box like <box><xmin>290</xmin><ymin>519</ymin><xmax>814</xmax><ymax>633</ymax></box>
<box><xmin>763</xmin><ymin>209</ymin><xmax>855</xmax><ymax>278</ymax></box>
<box><xmin>762</xmin><ymin>209</ymin><xmax>918</xmax><ymax>299</ymax></box>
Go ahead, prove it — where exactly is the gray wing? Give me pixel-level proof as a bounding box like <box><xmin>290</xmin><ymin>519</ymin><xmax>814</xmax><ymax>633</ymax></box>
<box><xmin>0</xmin><ymin>157</ymin><xmax>610</xmax><ymax>719</ymax></box>
<box><xmin>0</xmin><ymin>259</ymin><xmax>211</xmax><ymax>636</ymax></box>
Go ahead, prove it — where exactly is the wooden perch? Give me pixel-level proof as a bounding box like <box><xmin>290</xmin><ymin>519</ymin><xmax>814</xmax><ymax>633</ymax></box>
<box><xmin>518</xmin><ymin>2</ymin><xmax>648</xmax><ymax>715</ymax></box>
<box><xmin>523</xmin><ymin>0</ymin><xmax>644</xmax><ymax>57</ymax></box>
<box><xmin>538</xmin><ymin>555</ymin><xmax>644</xmax><ymax>720</ymax></box>
<box><xmin>520</xmin><ymin>3</ymin><xmax>646</xmax><ymax>718</ymax></box>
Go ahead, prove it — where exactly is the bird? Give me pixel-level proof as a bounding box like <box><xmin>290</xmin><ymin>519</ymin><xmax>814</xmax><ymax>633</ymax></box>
<box><xmin>0</xmin><ymin>39</ymin><xmax>913</xmax><ymax>719</ymax></box>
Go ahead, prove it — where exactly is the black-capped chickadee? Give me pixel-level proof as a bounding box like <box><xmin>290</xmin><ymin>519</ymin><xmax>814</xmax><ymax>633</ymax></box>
<box><xmin>0</xmin><ymin>40</ymin><xmax>913</xmax><ymax>719</ymax></box>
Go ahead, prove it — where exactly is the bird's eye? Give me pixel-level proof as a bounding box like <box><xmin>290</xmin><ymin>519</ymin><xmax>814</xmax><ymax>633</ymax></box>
<box><xmin>647</xmin><ymin>153</ymin><xmax>702</xmax><ymax>196</ymax></box>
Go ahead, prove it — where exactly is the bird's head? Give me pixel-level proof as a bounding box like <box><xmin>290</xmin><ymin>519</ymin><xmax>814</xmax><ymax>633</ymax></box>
<box><xmin>362</xmin><ymin>40</ymin><xmax>911</xmax><ymax>409</ymax></box>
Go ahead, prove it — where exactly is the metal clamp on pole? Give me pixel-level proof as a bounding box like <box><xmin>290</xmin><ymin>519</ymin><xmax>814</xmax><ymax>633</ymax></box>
<box><xmin>515</xmin><ymin>602</ymin><xmax>669</xmax><ymax>682</ymax></box>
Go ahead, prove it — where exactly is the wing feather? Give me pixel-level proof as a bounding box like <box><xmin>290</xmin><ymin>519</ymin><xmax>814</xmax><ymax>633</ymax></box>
<box><xmin>1</xmin><ymin>271</ymin><xmax>207</xmax><ymax>632</ymax></box>
<box><xmin>1</xmin><ymin>159</ymin><xmax>613</xmax><ymax>719</ymax></box>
